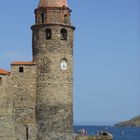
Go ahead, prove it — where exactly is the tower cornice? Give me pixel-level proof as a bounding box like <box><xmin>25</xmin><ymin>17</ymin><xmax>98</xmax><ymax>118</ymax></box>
<box><xmin>31</xmin><ymin>23</ymin><xmax>75</xmax><ymax>30</ymax></box>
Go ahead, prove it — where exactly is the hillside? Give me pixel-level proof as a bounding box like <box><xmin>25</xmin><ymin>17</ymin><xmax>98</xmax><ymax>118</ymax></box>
<box><xmin>114</xmin><ymin>116</ymin><xmax>140</xmax><ymax>127</ymax></box>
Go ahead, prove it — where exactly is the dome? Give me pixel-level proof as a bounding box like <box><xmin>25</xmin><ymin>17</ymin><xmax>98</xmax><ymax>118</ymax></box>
<box><xmin>38</xmin><ymin>0</ymin><xmax>68</xmax><ymax>8</ymax></box>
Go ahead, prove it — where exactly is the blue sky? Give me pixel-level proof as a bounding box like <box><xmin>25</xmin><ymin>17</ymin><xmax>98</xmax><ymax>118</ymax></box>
<box><xmin>0</xmin><ymin>0</ymin><xmax>140</xmax><ymax>125</ymax></box>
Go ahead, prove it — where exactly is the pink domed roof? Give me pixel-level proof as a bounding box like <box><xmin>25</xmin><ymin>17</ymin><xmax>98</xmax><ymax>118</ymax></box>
<box><xmin>38</xmin><ymin>0</ymin><xmax>68</xmax><ymax>8</ymax></box>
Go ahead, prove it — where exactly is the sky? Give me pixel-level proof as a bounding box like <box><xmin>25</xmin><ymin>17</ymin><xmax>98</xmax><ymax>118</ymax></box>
<box><xmin>0</xmin><ymin>0</ymin><xmax>140</xmax><ymax>125</ymax></box>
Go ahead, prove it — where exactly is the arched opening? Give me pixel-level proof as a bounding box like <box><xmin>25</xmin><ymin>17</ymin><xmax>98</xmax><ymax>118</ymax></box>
<box><xmin>60</xmin><ymin>28</ymin><xmax>67</xmax><ymax>40</ymax></box>
<box><xmin>41</xmin><ymin>13</ymin><xmax>45</xmax><ymax>23</ymax></box>
<box><xmin>45</xmin><ymin>28</ymin><xmax>52</xmax><ymax>39</ymax></box>
<box><xmin>64</xmin><ymin>14</ymin><xmax>68</xmax><ymax>24</ymax></box>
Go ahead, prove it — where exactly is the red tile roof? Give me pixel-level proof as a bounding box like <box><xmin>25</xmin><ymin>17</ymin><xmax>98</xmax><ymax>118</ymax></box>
<box><xmin>11</xmin><ymin>61</ymin><xmax>36</xmax><ymax>65</ymax></box>
<box><xmin>0</xmin><ymin>69</ymin><xmax>10</xmax><ymax>76</ymax></box>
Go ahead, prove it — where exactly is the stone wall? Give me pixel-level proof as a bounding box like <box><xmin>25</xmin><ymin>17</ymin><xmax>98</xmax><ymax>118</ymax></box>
<box><xmin>0</xmin><ymin>76</ymin><xmax>16</xmax><ymax>140</ymax></box>
<box><xmin>32</xmin><ymin>22</ymin><xmax>74</xmax><ymax>140</ymax></box>
<box><xmin>0</xmin><ymin>1</ymin><xmax>75</xmax><ymax>140</ymax></box>
<box><xmin>9</xmin><ymin>64</ymin><xmax>37</xmax><ymax>140</ymax></box>
<box><xmin>35</xmin><ymin>7</ymin><xmax>71</xmax><ymax>25</ymax></box>
<box><xmin>0</xmin><ymin>64</ymin><xmax>38</xmax><ymax>140</ymax></box>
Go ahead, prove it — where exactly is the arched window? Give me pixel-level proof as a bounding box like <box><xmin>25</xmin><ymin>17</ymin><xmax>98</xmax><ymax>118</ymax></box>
<box><xmin>60</xmin><ymin>28</ymin><xmax>67</xmax><ymax>40</ymax></box>
<box><xmin>45</xmin><ymin>28</ymin><xmax>52</xmax><ymax>39</ymax></box>
<box><xmin>41</xmin><ymin>13</ymin><xmax>45</xmax><ymax>23</ymax></box>
<box><xmin>64</xmin><ymin>14</ymin><xmax>68</xmax><ymax>24</ymax></box>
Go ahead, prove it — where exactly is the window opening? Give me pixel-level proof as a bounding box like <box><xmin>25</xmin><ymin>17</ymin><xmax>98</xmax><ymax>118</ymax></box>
<box><xmin>26</xmin><ymin>125</ymin><xmax>28</xmax><ymax>140</ymax></box>
<box><xmin>60</xmin><ymin>28</ymin><xmax>67</xmax><ymax>40</ymax></box>
<box><xmin>19</xmin><ymin>67</ymin><xmax>24</xmax><ymax>73</ymax></box>
<box><xmin>41</xmin><ymin>13</ymin><xmax>45</xmax><ymax>23</ymax></box>
<box><xmin>0</xmin><ymin>78</ymin><xmax>2</xmax><ymax>85</ymax></box>
<box><xmin>64</xmin><ymin>14</ymin><xmax>68</xmax><ymax>24</ymax></box>
<box><xmin>45</xmin><ymin>28</ymin><xmax>52</xmax><ymax>39</ymax></box>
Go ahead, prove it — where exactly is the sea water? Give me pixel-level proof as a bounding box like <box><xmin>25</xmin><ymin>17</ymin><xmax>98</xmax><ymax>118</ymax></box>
<box><xmin>74</xmin><ymin>126</ymin><xmax>140</xmax><ymax>140</ymax></box>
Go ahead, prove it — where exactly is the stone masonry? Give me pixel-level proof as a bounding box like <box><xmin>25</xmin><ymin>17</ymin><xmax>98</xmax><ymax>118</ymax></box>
<box><xmin>0</xmin><ymin>0</ymin><xmax>75</xmax><ymax>140</ymax></box>
<box><xmin>0</xmin><ymin>1</ymin><xmax>114</xmax><ymax>140</ymax></box>
<box><xmin>0</xmin><ymin>63</ymin><xmax>38</xmax><ymax>140</ymax></box>
<box><xmin>32</xmin><ymin>0</ymin><xmax>75</xmax><ymax>139</ymax></box>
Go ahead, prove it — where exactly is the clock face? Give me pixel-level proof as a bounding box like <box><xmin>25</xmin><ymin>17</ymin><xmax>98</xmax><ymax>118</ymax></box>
<box><xmin>60</xmin><ymin>60</ymin><xmax>67</xmax><ymax>70</ymax></box>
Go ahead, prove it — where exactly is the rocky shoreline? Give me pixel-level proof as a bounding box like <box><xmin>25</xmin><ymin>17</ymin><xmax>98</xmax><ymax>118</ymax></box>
<box><xmin>74</xmin><ymin>130</ymin><xmax>113</xmax><ymax>140</ymax></box>
<box><xmin>114</xmin><ymin>115</ymin><xmax>140</xmax><ymax>127</ymax></box>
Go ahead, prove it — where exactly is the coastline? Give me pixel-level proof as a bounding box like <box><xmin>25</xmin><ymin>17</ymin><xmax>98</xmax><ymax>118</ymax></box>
<box><xmin>74</xmin><ymin>125</ymin><xmax>140</xmax><ymax>140</ymax></box>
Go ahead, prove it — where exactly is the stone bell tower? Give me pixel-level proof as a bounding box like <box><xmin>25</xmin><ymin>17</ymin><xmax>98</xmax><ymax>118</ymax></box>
<box><xmin>31</xmin><ymin>0</ymin><xmax>75</xmax><ymax>139</ymax></box>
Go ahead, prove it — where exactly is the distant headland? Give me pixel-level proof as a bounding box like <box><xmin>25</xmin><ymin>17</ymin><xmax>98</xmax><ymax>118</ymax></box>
<box><xmin>114</xmin><ymin>115</ymin><xmax>140</xmax><ymax>127</ymax></box>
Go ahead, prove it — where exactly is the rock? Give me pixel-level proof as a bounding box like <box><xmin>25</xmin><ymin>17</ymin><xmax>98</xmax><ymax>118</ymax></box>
<box><xmin>75</xmin><ymin>136</ymin><xmax>89</xmax><ymax>140</ymax></box>
<box><xmin>96</xmin><ymin>131</ymin><xmax>113</xmax><ymax>140</ymax></box>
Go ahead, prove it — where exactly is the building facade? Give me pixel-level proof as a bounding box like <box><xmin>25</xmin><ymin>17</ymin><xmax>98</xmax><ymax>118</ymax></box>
<box><xmin>0</xmin><ymin>0</ymin><xmax>75</xmax><ymax>140</ymax></box>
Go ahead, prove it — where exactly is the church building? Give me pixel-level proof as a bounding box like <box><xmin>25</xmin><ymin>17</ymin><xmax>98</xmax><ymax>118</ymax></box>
<box><xmin>0</xmin><ymin>0</ymin><xmax>75</xmax><ymax>140</ymax></box>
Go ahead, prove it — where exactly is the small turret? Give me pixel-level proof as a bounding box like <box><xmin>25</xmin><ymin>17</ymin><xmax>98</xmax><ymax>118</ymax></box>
<box><xmin>34</xmin><ymin>0</ymin><xmax>71</xmax><ymax>25</ymax></box>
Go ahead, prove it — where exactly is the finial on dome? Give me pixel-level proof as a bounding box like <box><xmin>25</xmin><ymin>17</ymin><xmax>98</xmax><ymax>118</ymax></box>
<box><xmin>38</xmin><ymin>0</ymin><xmax>68</xmax><ymax>8</ymax></box>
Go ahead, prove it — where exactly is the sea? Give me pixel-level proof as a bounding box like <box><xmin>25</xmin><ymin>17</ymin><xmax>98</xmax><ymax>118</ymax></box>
<box><xmin>74</xmin><ymin>126</ymin><xmax>140</xmax><ymax>140</ymax></box>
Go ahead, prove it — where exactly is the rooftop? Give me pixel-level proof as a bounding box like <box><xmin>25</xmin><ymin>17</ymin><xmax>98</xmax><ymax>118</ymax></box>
<box><xmin>0</xmin><ymin>69</ymin><xmax>10</xmax><ymax>76</ymax></box>
<box><xmin>11</xmin><ymin>61</ymin><xmax>36</xmax><ymax>65</ymax></box>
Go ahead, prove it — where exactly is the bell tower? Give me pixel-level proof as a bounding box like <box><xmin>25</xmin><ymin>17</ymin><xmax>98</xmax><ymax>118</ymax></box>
<box><xmin>31</xmin><ymin>0</ymin><xmax>75</xmax><ymax>139</ymax></box>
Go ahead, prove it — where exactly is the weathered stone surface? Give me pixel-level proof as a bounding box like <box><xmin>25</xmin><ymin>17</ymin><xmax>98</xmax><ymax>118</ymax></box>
<box><xmin>0</xmin><ymin>64</ymin><xmax>37</xmax><ymax>140</ymax></box>
<box><xmin>32</xmin><ymin>23</ymin><xmax>74</xmax><ymax>140</ymax></box>
<box><xmin>32</xmin><ymin>0</ymin><xmax>75</xmax><ymax>139</ymax></box>
<box><xmin>34</xmin><ymin>7</ymin><xmax>71</xmax><ymax>25</ymax></box>
<box><xmin>0</xmin><ymin>0</ymin><xmax>75</xmax><ymax>139</ymax></box>
<box><xmin>0</xmin><ymin>77</ymin><xmax>16</xmax><ymax>140</ymax></box>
